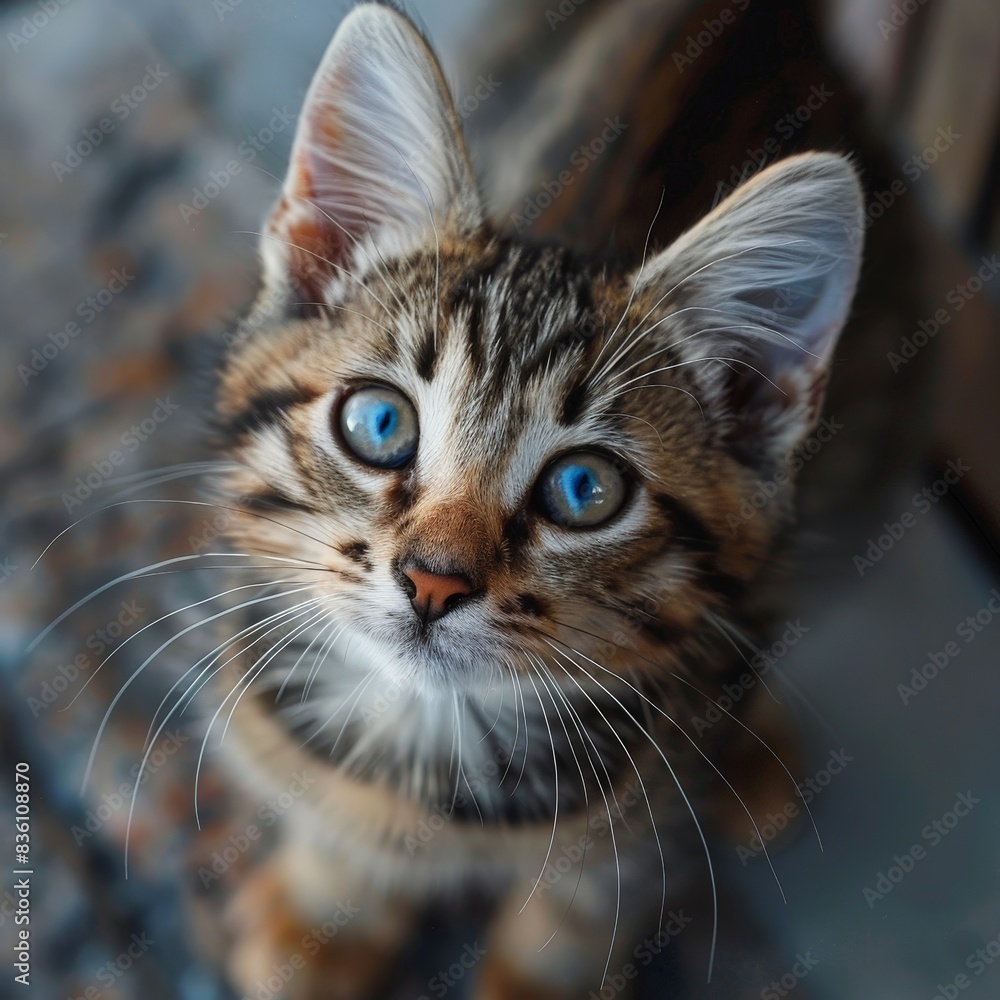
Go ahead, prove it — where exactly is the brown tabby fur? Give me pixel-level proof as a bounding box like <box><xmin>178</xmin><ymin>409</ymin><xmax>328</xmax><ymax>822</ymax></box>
<box><xmin>205</xmin><ymin>3</ymin><xmax>883</xmax><ymax>997</ymax></box>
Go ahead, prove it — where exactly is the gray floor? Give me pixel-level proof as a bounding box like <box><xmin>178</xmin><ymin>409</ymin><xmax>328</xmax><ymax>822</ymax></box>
<box><xmin>721</xmin><ymin>484</ymin><xmax>1000</xmax><ymax>1000</ymax></box>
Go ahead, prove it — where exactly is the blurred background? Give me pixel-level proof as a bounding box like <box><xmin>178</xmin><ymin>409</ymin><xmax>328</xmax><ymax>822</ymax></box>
<box><xmin>1</xmin><ymin>0</ymin><xmax>999</xmax><ymax>997</ymax></box>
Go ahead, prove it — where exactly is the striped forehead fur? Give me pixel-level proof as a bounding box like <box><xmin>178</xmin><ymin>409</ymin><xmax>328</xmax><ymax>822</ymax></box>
<box><xmin>214</xmin><ymin>3</ymin><xmax>863</xmax><ymax>823</ymax></box>
<box><xmin>217</xmin><ymin>224</ymin><xmax>773</xmax><ymax>714</ymax></box>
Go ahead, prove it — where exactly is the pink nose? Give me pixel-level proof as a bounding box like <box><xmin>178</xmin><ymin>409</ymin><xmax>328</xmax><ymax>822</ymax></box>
<box><xmin>403</xmin><ymin>565</ymin><xmax>474</xmax><ymax>624</ymax></box>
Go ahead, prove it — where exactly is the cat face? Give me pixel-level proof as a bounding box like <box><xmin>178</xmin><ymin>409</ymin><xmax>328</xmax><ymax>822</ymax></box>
<box><xmin>216</xmin><ymin>4</ymin><xmax>864</xmax><ymax>700</ymax></box>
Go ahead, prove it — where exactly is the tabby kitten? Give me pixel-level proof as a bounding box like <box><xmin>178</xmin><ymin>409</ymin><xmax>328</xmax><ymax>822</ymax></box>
<box><xmin>212</xmin><ymin>5</ymin><xmax>863</xmax><ymax>997</ymax></box>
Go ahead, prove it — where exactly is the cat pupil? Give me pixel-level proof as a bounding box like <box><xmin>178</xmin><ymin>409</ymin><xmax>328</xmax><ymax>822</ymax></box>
<box><xmin>566</xmin><ymin>467</ymin><xmax>595</xmax><ymax>507</ymax></box>
<box><xmin>373</xmin><ymin>404</ymin><xmax>395</xmax><ymax>440</ymax></box>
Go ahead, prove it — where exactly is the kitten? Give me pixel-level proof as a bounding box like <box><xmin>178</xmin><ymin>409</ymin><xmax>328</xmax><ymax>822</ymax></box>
<box><xmin>211</xmin><ymin>5</ymin><xmax>863</xmax><ymax>997</ymax></box>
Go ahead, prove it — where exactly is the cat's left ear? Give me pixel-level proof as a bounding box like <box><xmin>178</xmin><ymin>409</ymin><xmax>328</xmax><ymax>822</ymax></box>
<box><xmin>627</xmin><ymin>153</ymin><xmax>864</xmax><ymax>466</ymax></box>
<box><xmin>262</xmin><ymin>4</ymin><xmax>482</xmax><ymax>303</ymax></box>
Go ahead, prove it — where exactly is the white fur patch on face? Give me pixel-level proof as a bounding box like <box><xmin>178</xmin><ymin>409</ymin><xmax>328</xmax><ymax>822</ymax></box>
<box><xmin>240</xmin><ymin>423</ymin><xmax>313</xmax><ymax>504</ymax></box>
<box><xmin>257</xmin><ymin>614</ymin><xmax>605</xmax><ymax>822</ymax></box>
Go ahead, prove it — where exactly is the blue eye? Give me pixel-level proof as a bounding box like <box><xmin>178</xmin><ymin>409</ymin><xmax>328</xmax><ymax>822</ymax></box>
<box><xmin>339</xmin><ymin>385</ymin><xmax>418</xmax><ymax>468</ymax></box>
<box><xmin>537</xmin><ymin>452</ymin><xmax>628</xmax><ymax>528</ymax></box>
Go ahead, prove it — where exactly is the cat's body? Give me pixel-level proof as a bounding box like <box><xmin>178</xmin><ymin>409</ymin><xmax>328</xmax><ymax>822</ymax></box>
<box><xmin>210</xmin><ymin>5</ymin><xmax>865</xmax><ymax>997</ymax></box>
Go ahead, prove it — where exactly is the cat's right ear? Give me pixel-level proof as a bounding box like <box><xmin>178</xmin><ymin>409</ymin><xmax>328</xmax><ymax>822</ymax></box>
<box><xmin>621</xmin><ymin>153</ymin><xmax>864</xmax><ymax>467</ymax></box>
<box><xmin>261</xmin><ymin>4</ymin><xmax>483</xmax><ymax>304</ymax></box>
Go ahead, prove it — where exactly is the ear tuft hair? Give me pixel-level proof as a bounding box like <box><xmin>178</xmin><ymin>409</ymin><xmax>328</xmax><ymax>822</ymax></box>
<box><xmin>262</xmin><ymin>4</ymin><xmax>482</xmax><ymax>305</ymax></box>
<box><xmin>627</xmin><ymin>152</ymin><xmax>864</xmax><ymax>466</ymax></box>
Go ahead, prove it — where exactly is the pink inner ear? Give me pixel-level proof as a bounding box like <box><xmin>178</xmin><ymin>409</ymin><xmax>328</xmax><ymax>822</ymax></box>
<box><xmin>258</xmin><ymin>5</ymin><xmax>483</xmax><ymax>306</ymax></box>
<box><xmin>266</xmin><ymin>153</ymin><xmax>352</xmax><ymax>304</ymax></box>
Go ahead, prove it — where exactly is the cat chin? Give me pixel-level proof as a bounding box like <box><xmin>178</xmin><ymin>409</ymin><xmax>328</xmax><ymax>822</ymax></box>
<box><xmin>343</xmin><ymin>620</ymin><xmax>512</xmax><ymax>700</ymax></box>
